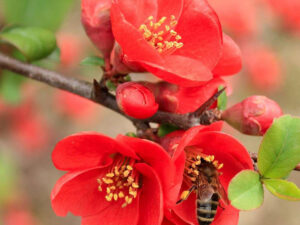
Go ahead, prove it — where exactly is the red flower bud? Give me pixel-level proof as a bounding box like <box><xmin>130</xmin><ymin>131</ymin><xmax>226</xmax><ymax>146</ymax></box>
<box><xmin>116</xmin><ymin>82</ymin><xmax>158</xmax><ymax>119</ymax></box>
<box><xmin>81</xmin><ymin>0</ymin><xmax>114</xmax><ymax>59</ymax></box>
<box><xmin>222</xmin><ymin>96</ymin><xmax>283</xmax><ymax>135</ymax></box>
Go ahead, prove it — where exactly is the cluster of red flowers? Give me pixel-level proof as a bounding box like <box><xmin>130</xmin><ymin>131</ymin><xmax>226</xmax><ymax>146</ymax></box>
<box><xmin>51</xmin><ymin>0</ymin><xmax>283</xmax><ymax>225</ymax></box>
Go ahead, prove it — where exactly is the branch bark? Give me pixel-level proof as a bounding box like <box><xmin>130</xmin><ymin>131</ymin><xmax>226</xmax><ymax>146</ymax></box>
<box><xmin>0</xmin><ymin>52</ymin><xmax>217</xmax><ymax>129</ymax></box>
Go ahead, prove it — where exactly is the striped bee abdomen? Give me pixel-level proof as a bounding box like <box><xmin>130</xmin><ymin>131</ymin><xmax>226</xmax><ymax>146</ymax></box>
<box><xmin>196</xmin><ymin>193</ymin><xmax>219</xmax><ymax>225</ymax></box>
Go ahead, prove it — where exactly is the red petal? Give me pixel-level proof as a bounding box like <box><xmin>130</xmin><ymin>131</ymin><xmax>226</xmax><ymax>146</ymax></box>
<box><xmin>141</xmin><ymin>55</ymin><xmax>213</xmax><ymax>87</ymax></box>
<box><xmin>173</xmin><ymin>123</ymin><xmax>223</xmax><ymax>161</ymax></box>
<box><xmin>175</xmin><ymin>0</ymin><xmax>223</xmax><ymax>69</ymax></box>
<box><xmin>52</xmin><ymin>133</ymin><xmax>138</xmax><ymax>171</ymax></box>
<box><xmin>82</xmin><ymin>192</ymin><xmax>140</xmax><ymax>225</ymax></box>
<box><xmin>213</xmin><ymin>34</ymin><xmax>242</xmax><ymax>76</ymax></box>
<box><xmin>112</xmin><ymin>0</ymin><xmax>158</xmax><ymax>27</ymax></box>
<box><xmin>212</xmin><ymin>205</ymin><xmax>239</xmax><ymax>225</ymax></box>
<box><xmin>157</xmin><ymin>0</ymin><xmax>183</xmax><ymax>19</ymax></box>
<box><xmin>135</xmin><ymin>163</ymin><xmax>163</xmax><ymax>225</ymax></box>
<box><xmin>116</xmin><ymin>135</ymin><xmax>177</xmax><ymax>206</ymax></box>
<box><xmin>51</xmin><ymin>166</ymin><xmax>117</xmax><ymax>217</ymax></box>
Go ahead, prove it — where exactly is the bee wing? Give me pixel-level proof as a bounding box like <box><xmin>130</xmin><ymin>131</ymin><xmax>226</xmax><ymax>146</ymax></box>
<box><xmin>215</xmin><ymin>178</ymin><xmax>230</xmax><ymax>205</ymax></box>
<box><xmin>197</xmin><ymin>184</ymin><xmax>215</xmax><ymax>202</ymax></box>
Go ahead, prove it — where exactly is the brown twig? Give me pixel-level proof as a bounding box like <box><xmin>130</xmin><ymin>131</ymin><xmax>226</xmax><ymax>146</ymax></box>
<box><xmin>0</xmin><ymin>52</ymin><xmax>220</xmax><ymax>130</ymax></box>
<box><xmin>250</xmin><ymin>153</ymin><xmax>300</xmax><ymax>171</ymax></box>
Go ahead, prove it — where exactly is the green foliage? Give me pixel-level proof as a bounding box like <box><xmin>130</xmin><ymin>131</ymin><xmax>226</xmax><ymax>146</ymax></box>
<box><xmin>125</xmin><ymin>132</ymin><xmax>137</xmax><ymax>137</ymax></box>
<box><xmin>2</xmin><ymin>0</ymin><xmax>74</xmax><ymax>31</ymax></box>
<box><xmin>258</xmin><ymin>115</ymin><xmax>300</xmax><ymax>179</ymax></box>
<box><xmin>158</xmin><ymin>124</ymin><xmax>180</xmax><ymax>137</ymax></box>
<box><xmin>81</xmin><ymin>56</ymin><xmax>105</xmax><ymax>67</ymax></box>
<box><xmin>228</xmin><ymin>170</ymin><xmax>264</xmax><ymax>210</ymax></box>
<box><xmin>217</xmin><ymin>85</ymin><xmax>227</xmax><ymax>110</ymax></box>
<box><xmin>0</xmin><ymin>152</ymin><xmax>17</xmax><ymax>205</ymax></box>
<box><xmin>105</xmin><ymin>80</ymin><xmax>117</xmax><ymax>91</ymax></box>
<box><xmin>0</xmin><ymin>26</ymin><xmax>57</xmax><ymax>61</ymax></box>
<box><xmin>0</xmin><ymin>71</ymin><xmax>25</xmax><ymax>104</ymax></box>
<box><xmin>263</xmin><ymin>179</ymin><xmax>300</xmax><ymax>201</ymax></box>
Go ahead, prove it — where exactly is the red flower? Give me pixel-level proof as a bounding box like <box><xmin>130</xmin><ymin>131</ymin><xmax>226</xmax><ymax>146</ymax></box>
<box><xmin>4</xmin><ymin>209</ymin><xmax>36</xmax><ymax>225</ymax></box>
<box><xmin>51</xmin><ymin>133</ymin><xmax>177</xmax><ymax>225</ymax></box>
<box><xmin>242</xmin><ymin>44</ymin><xmax>283</xmax><ymax>92</ymax></box>
<box><xmin>81</xmin><ymin>0</ymin><xmax>114</xmax><ymax>59</ymax></box>
<box><xmin>110</xmin><ymin>0</ymin><xmax>241</xmax><ymax>87</ymax></box>
<box><xmin>144</xmin><ymin>78</ymin><xmax>226</xmax><ymax>114</ymax></box>
<box><xmin>222</xmin><ymin>95</ymin><xmax>283</xmax><ymax>135</ymax></box>
<box><xmin>162</xmin><ymin>124</ymin><xmax>253</xmax><ymax>225</ymax></box>
<box><xmin>209</xmin><ymin>0</ymin><xmax>259</xmax><ymax>37</ymax></box>
<box><xmin>116</xmin><ymin>82</ymin><xmax>158</xmax><ymax>119</ymax></box>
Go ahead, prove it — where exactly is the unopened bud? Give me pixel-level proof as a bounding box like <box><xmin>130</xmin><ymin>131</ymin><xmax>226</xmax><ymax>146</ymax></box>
<box><xmin>116</xmin><ymin>82</ymin><xmax>158</xmax><ymax>119</ymax></box>
<box><xmin>81</xmin><ymin>0</ymin><xmax>114</xmax><ymax>59</ymax></box>
<box><xmin>222</xmin><ymin>96</ymin><xmax>282</xmax><ymax>135</ymax></box>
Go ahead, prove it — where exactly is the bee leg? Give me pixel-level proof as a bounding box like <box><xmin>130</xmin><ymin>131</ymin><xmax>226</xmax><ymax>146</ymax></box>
<box><xmin>176</xmin><ymin>185</ymin><xmax>196</xmax><ymax>204</ymax></box>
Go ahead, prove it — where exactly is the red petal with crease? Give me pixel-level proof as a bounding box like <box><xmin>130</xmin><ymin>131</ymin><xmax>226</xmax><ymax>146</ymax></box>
<box><xmin>52</xmin><ymin>133</ymin><xmax>138</xmax><ymax>171</ymax></box>
<box><xmin>175</xmin><ymin>0</ymin><xmax>223</xmax><ymax>69</ymax></box>
<box><xmin>213</xmin><ymin>34</ymin><xmax>242</xmax><ymax>76</ymax></box>
<box><xmin>141</xmin><ymin>55</ymin><xmax>213</xmax><ymax>87</ymax></box>
<box><xmin>116</xmin><ymin>135</ymin><xmax>177</xmax><ymax>206</ymax></box>
<box><xmin>135</xmin><ymin>163</ymin><xmax>163</xmax><ymax>225</ymax></box>
<box><xmin>51</xmin><ymin>166</ymin><xmax>117</xmax><ymax>217</ymax></box>
<box><xmin>82</xmin><ymin>190</ymin><xmax>140</xmax><ymax>225</ymax></box>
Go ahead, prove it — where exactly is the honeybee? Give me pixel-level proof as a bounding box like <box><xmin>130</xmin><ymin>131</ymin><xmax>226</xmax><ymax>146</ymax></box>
<box><xmin>177</xmin><ymin>153</ymin><xmax>229</xmax><ymax>225</ymax></box>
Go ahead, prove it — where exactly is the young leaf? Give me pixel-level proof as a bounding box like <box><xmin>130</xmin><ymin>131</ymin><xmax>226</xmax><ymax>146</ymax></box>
<box><xmin>81</xmin><ymin>56</ymin><xmax>105</xmax><ymax>67</ymax></box>
<box><xmin>158</xmin><ymin>124</ymin><xmax>180</xmax><ymax>137</ymax></box>
<box><xmin>228</xmin><ymin>170</ymin><xmax>264</xmax><ymax>210</ymax></box>
<box><xmin>2</xmin><ymin>0</ymin><xmax>74</xmax><ymax>31</ymax></box>
<box><xmin>217</xmin><ymin>85</ymin><xmax>227</xmax><ymax>110</ymax></box>
<box><xmin>0</xmin><ymin>26</ymin><xmax>57</xmax><ymax>61</ymax></box>
<box><xmin>263</xmin><ymin>179</ymin><xmax>300</xmax><ymax>201</ymax></box>
<box><xmin>258</xmin><ymin>115</ymin><xmax>300</xmax><ymax>179</ymax></box>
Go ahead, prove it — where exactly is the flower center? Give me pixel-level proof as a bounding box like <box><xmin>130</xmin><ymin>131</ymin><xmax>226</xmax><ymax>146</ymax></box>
<box><xmin>138</xmin><ymin>15</ymin><xmax>184</xmax><ymax>55</ymax></box>
<box><xmin>184</xmin><ymin>146</ymin><xmax>223</xmax><ymax>185</ymax></box>
<box><xmin>97</xmin><ymin>156</ymin><xmax>140</xmax><ymax>208</ymax></box>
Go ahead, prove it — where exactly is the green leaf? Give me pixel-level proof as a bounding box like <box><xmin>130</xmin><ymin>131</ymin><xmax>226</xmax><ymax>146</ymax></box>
<box><xmin>258</xmin><ymin>115</ymin><xmax>300</xmax><ymax>179</ymax></box>
<box><xmin>105</xmin><ymin>80</ymin><xmax>117</xmax><ymax>91</ymax></box>
<box><xmin>2</xmin><ymin>0</ymin><xmax>74</xmax><ymax>31</ymax></box>
<box><xmin>0</xmin><ymin>26</ymin><xmax>57</xmax><ymax>61</ymax></box>
<box><xmin>158</xmin><ymin>124</ymin><xmax>180</xmax><ymax>137</ymax></box>
<box><xmin>0</xmin><ymin>71</ymin><xmax>25</xmax><ymax>104</ymax></box>
<box><xmin>228</xmin><ymin>170</ymin><xmax>264</xmax><ymax>210</ymax></box>
<box><xmin>81</xmin><ymin>56</ymin><xmax>105</xmax><ymax>67</ymax></box>
<box><xmin>263</xmin><ymin>178</ymin><xmax>300</xmax><ymax>201</ymax></box>
<box><xmin>217</xmin><ymin>85</ymin><xmax>227</xmax><ymax>110</ymax></box>
<box><xmin>125</xmin><ymin>132</ymin><xmax>137</xmax><ymax>137</ymax></box>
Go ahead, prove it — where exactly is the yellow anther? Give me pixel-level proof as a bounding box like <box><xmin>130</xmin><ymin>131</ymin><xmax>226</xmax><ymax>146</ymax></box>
<box><xmin>171</xmin><ymin>15</ymin><xmax>176</xmax><ymax>20</ymax></box>
<box><xmin>190</xmin><ymin>177</ymin><xmax>196</xmax><ymax>182</ymax></box>
<box><xmin>195</xmin><ymin>160</ymin><xmax>201</xmax><ymax>165</ymax></box>
<box><xmin>157</xmin><ymin>42</ymin><xmax>164</xmax><ymax>48</ymax></box>
<box><xmin>158</xmin><ymin>31</ymin><xmax>164</xmax><ymax>36</ymax></box>
<box><xmin>180</xmin><ymin>190</ymin><xmax>190</xmax><ymax>201</ymax></box>
<box><xmin>121</xmin><ymin>203</ymin><xmax>127</xmax><ymax>208</ymax></box>
<box><xmin>126</xmin><ymin>197</ymin><xmax>133</xmax><ymax>204</ymax></box>
<box><xmin>119</xmin><ymin>191</ymin><xmax>125</xmax><ymax>198</ymax></box>
<box><xmin>192</xmin><ymin>163</ymin><xmax>196</xmax><ymax>169</ymax></box>
<box><xmin>127</xmin><ymin>165</ymin><xmax>133</xmax><ymax>170</ymax></box>
<box><xmin>123</xmin><ymin>170</ymin><xmax>130</xmax><ymax>177</ymax></box>
<box><xmin>149</xmin><ymin>21</ymin><xmax>154</xmax><ymax>27</ymax></box>
<box><xmin>114</xmin><ymin>167</ymin><xmax>120</xmax><ymax>175</ymax></box>
<box><xmin>158</xmin><ymin>36</ymin><xmax>163</xmax><ymax>41</ymax></box>
<box><xmin>132</xmin><ymin>183</ymin><xmax>139</xmax><ymax>188</ymax></box>
<box><xmin>148</xmin><ymin>16</ymin><xmax>154</xmax><ymax>20</ymax></box>
<box><xmin>170</xmin><ymin>21</ymin><xmax>177</xmax><ymax>26</ymax></box>
<box><xmin>193</xmin><ymin>170</ymin><xmax>199</xmax><ymax>176</ymax></box>
<box><xmin>176</xmin><ymin>43</ymin><xmax>184</xmax><ymax>48</ymax></box>
<box><xmin>139</xmin><ymin>24</ymin><xmax>147</xmax><ymax>31</ymax></box>
<box><xmin>106</xmin><ymin>173</ymin><xmax>114</xmax><ymax>178</ymax></box>
<box><xmin>127</xmin><ymin>176</ymin><xmax>134</xmax><ymax>183</ymax></box>
<box><xmin>165</xmin><ymin>25</ymin><xmax>170</xmax><ymax>31</ymax></box>
<box><xmin>116</xmin><ymin>181</ymin><xmax>122</xmax><ymax>187</ymax></box>
<box><xmin>158</xmin><ymin>48</ymin><xmax>163</xmax><ymax>53</ymax></box>
<box><xmin>110</xmin><ymin>186</ymin><xmax>116</xmax><ymax>190</ymax></box>
<box><xmin>102</xmin><ymin>178</ymin><xmax>113</xmax><ymax>184</ymax></box>
<box><xmin>218</xmin><ymin>164</ymin><xmax>224</xmax><ymax>170</ymax></box>
<box><xmin>98</xmin><ymin>186</ymin><xmax>102</xmax><ymax>192</ymax></box>
<box><xmin>114</xmin><ymin>194</ymin><xmax>118</xmax><ymax>201</ymax></box>
<box><xmin>97</xmin><ymin>178</ymin><xmax>102</xmax><ymax>184</ymax></box>
<box><xmin>159</xmin><ymin>16</ymin><xmax>167</xmax><ymax>24</ymax></box>
<box><xmin>130</xmin><ymin>191</ymin><xmax>137</xmax><ymax>198</ymax></box>
<box><xmin>143</xmin><ymin>31</ymin><xmax>152</xmax><ymax>39</ymax></box>
<box><xmin>106</xmin><ymin>187</ymin><xmax>111</xmax><ymax>194</ymax></box>
<box><xmin>170</xmin><ymin>30</ymin><xmax>177</xmax><ymax>36</ymax></box>
<box><xmin>175</xmin><ymin>35</ymin><xmax>182</xmax><ymax>40</ymax></box>
<box><xmin>196</xmin><ymin>155</ymin><xmax>201</xmax><ymax>160</ymax></box>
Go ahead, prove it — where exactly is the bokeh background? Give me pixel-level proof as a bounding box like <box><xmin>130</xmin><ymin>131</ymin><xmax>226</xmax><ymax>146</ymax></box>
<box><xmin>0</xmin><ymin>0</ymin><xmax>299</xmax><ymax>224</ymax></box>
